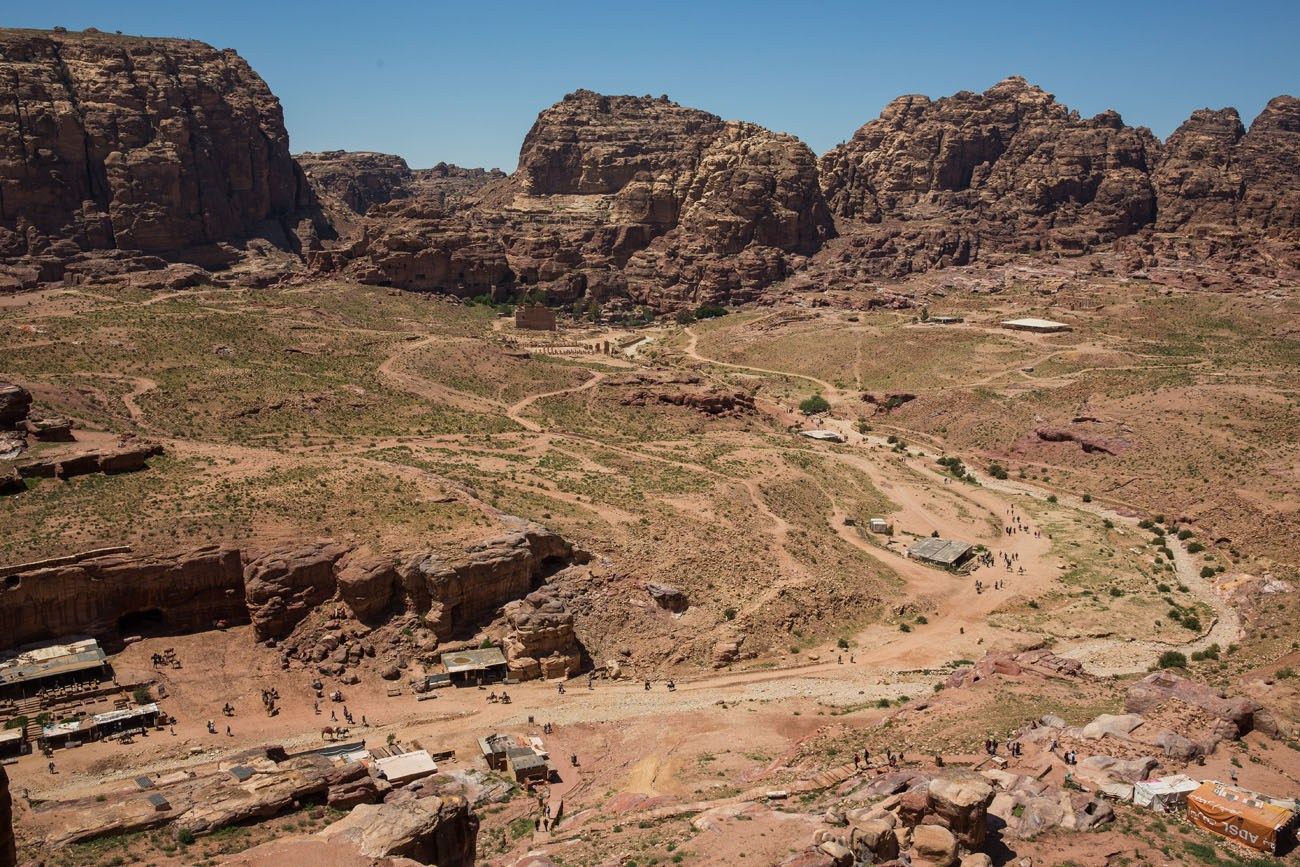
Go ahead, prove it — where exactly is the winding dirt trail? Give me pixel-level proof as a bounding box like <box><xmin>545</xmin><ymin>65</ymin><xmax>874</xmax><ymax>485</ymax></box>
<box><xmin>505</xmin><ymin>370</ymin><xmax>607</xmax><ymax>432</ymax></box>
<box><xmin>679</xmin><ymin>326</ymin><xmax>1243</xmax><ymax>676</ymax></box>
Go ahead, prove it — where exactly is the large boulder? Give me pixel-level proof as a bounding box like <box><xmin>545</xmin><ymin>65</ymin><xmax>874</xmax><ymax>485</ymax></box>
<box><xmin>317</xmin><ymin>795</ymin><xmax>478</xmax><ymax>866</ymax></box>
<box><xmin>927</xmin><ymin>776</ymin><xmax>994</xmax><ymax>848</ymax></box>
<box><xmin>1125</xmin><ymin>671</ymin><xmax>1272</xmax><ymax>738</ymax></box>
<box><xmin>0</xmin><ymin>383</ymin><xmax>32</xmax><ymax>429</ymax></box>
<box><xmin>909</xmin><ymin>824</ymin><xmax>958</xmax><ymax>867</ymax></box>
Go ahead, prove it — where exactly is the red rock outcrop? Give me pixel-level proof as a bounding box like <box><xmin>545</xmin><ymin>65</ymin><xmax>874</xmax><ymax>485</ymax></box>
<box><xmin>0</xmin><ymin>28</ymin><xmax>327</xmax><ymax>292</ymax></box>
<box><xmin>0</xmin><ymin>763</ymin><xmax>14</xmax><ymax>867</ymax></box>
<box><xmin>315</xmin><ymin>90</ymin><xmax>834</xmax><ymax>308</ymax></box>
<box><xmin>0</xmin><ymin>383</ymin><xmax>31</xmax><ymax>428</ymax></box>
<box><xmin>244</xmin><ymin>543</ymin><xmax>350</xmax><ymax>641</ymax></box>
<box><xmin>818</xmin><ymin>77</ymin><xmax>1158</xmax><ymax>276</ymax></box>
<box><xmin>0</xmin><ymin>546</ymin><xmax>246</xmax><ymax>650</ymax></box>
<box><xmin>501</xmin><ymin>587</ymin><xmax>582</xmax><ymax>680</ymax></box>
<box><xmin>1124</xmin><ymin>671</ymin><xmax>1279</xmax><ymax>739</ymax></box>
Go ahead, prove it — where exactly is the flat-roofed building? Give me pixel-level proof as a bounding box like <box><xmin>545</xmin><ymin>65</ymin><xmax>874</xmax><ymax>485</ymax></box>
<box><xmin>1001</xmin><ymin>317</ymin><xmax>1071</xmax><ymax>333</ymax></box>
<box><xmin>0</xmin><ymin>639</ymin><xmax>108</xmax><ymax>698</ymax></box>
<box><xmin>374</xmin><ymin>749</ymin><xmax>439</xmax><ymax>786</ymax></box>
<box><xmin>441</xmin><ymin>646</ymin><xmax>508</xmax><ymax>686</ymax></box>
<box><xmin>906</xmin><ymin>538</ymin><xmax>974</xmax><ymax>569</ymax></box>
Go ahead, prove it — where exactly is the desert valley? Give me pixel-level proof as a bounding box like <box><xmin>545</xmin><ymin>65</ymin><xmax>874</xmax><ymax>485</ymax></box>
<box><xmin>1</xmin><ymin>21</ymin><xmax>1300</xmax><ymax>867</ymax></box>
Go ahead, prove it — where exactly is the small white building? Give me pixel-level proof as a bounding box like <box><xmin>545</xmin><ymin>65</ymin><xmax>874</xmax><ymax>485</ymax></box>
<box><xmin>868</xmin><ymin>518</ymin><xmax>893</xmax><ymax>535</ymax></box>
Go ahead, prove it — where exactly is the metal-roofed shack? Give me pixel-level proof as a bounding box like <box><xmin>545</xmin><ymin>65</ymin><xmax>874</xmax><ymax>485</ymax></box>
<box><xmin>441</xmin><ymin>647</ymin><xmax>508</xmax><ymax>686</ymax></box>
<box><xmin>0</xmin><ymin>639</ymin><xmax>108</xmax><ymax>698</ymax></box>
<box><xmin>906</xmin><ymin>538</ymin><xmax>974</xmax><ymax>570</ymax></box>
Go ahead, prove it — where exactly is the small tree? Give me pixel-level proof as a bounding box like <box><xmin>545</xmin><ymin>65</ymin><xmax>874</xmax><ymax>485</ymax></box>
<box><xmin>1157</xmin><ymin>651</ymin><xmax>1187</xmax><ymax>669</ymax></box>
<box><xmin>799</xmin><ymin>393</ymin><xmax>830</xmax><ymax>416</ymax></box>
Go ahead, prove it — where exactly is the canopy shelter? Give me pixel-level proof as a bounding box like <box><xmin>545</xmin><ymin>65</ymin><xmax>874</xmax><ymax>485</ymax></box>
<box><xmin>0</xmin><ymin>639</ymin><xmax>108</xmax><ymax>698</ymax></box>
<box><xmin>1187</xmin><ymin>781</ymin><xmax>1297</xmax><ymax>854</ymax></box>
<box><xmin>441</xmin><ymin>647</ymin><xmax>508</xmax><ymax>685</ymax></box>
<box><xmin>906</xmin><ymin>538</ymin><xmax>974</xmax><ymax>569</ymax></box>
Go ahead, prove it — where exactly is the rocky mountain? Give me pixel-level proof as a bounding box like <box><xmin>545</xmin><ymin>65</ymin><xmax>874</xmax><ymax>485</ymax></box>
<box><xmin>0</xmin><ymin>28</ymin><xmax>1295</xmax><ymax>303</ymax></box>
<box><xmin>0</xmin><ymin>27</ymin><xmax>327</xmax><ymax>292</ymax></box>
<box><xmin>312</xmin><ymin>90</ymin><xmax>834</xmax><ymax>309</ymax></box>
<box><xmin>818</xmin><ymin>77</ymin><xmax>1299</xmax><ymax>284</ymax></box>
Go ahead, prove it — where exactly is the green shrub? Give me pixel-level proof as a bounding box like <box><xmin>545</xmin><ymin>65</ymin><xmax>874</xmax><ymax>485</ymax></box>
<box><xmin>1082</xmin><ymin>493</ymin><xmax>1092</xmax><ymax>503</ymax></box>
<box><xmin>1046</xmin><ymin>494</ymin><xmax>1058</xmax><ymax>503</ymax></box>
<box><xmin>723</xmin><ymin>607</ymin><xmax>737</xmax><ymax>620</ymax></box>
<box><xmin>695</xmin><ymin>303</ymin><xmax>728</xmax><ymax>319</ymax></box>
<box><xmin>987</xmin><ymin>462</ymin><xmax>1009</xmax><ymax>480</ymax></box>
<box><xmin>1181</xmin><ymin>615</ymin><xmax>1202</xmax><ymax>632</ymax></box>
<box><xmin>898</xmin><ymin>623</ymin><xmax>912</xmax><ymax>633</ymax></box>
<box><xmin>1186</xmin><ymin>542</ymin><xmax>1205</xmax><ymax>554</ymax></box>
<box><xmin>799</xmin><ymin>393</ymin><xmax>831</xmax><ymax>415</ymax></box>
<box><xmin>177</xmin><ymin>828</ymin><xmax>195</xmax><ymax>846</ymax></box>
<box><xmin>1200</xmin><ymin>567</ymin><xmax>1215</xmax><ymax>579</ymax></box>
<box><xmin>837</xmin><ymin>637</ymin><xmax>849</xmax><ymax>649</ymax></box>
<box><xmin>132</xmin><ymin>686</ymin><xmax>152</xmax><ymax>705</ymax></box>
<box><xmin>1157</xmin><ymin>651</ymin><xmax>1187</xmax><ymax>669</ymax></box>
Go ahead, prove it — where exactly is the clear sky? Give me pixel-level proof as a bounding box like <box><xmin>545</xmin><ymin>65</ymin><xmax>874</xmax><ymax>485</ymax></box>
<box><xmin>11</xmin><ymin>1</ymin><xmax>1300</xmax><ymax>171</ymax></box>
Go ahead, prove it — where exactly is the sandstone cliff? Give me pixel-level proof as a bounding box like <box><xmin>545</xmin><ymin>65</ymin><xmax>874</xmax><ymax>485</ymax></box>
<box><xmin>818</xmin><ymin>76</ymin><xmax>1159</xmax><ymax>275</ymax></box>
<box><xmin>817</xmin><ymin>76</ymin><xmax>1299</xmax><ymax>282</ymax></box>
<box><xmin>0</xmin><ymin>763</ymin><xmax>14</xmax><ymax>867</ymax></box>
<box><xmin>314</xmin><ymin>90</ymin><xmax>834</xmax><ymax>308</ymax></box>
<box><xmin>0</xmin><ymin>546</ymin><xmax>246</xmax><ymax>650</ymax></box>
<box><xmin>0</xmin><ymin>28</ymin><xmax>326</xmax><ymax>292</ymax></box>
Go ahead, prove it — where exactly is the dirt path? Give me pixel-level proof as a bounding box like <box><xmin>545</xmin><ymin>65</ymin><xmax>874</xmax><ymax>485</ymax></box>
<box><xmin>679</xmin><ymin>331</ymin><xmax>1243</xmax><ymax>676</ymax></box>
<box><xmin>505</xmin><ymin>370</ymin><xmax>606</xmax><ymax>432</ymax></box>
<box><xmin>376</xmin><ymin>335</ymin><xmax>507</xmax><ymax>414</ymax></box>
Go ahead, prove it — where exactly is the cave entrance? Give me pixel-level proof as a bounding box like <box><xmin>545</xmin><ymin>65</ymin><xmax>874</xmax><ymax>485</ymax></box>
<box><xmin>117</xmin><ymin>608</ymin><xmax>168</xmax><ymax>636</ymax></box>
<box><xmin>537</xmin><ymin>555</ymin><xmax>568</xmax><ymax>584</ymax></box>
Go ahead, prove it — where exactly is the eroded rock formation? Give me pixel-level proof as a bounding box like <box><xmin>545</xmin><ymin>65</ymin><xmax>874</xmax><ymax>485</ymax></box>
<box><xmin>0</xmin><ymin>28</ymin><xmax>326</xmax><ymax>292</ymax></box>
<box><xmin>501</xmin><ymin>588</ymin><xmax>582</xmax><ymax>679</ymax></box>
<box><xmin>314</xmin><ymin>90</ymin><xmax>834</xmax><ymax>308</ymax></box>
<box><xmin>818</xmin><ymin>77</ymin><xmax>1299</xmax><ymax>282</ymax></box>
<box><xmin>0</xmin><ymin>546</ymin><xmax>246</xmax><ymax>650</ymax></box>
<box><xmin>818</xmin><ymin>77</ymin><xmax>1159</xmax><ymax>275</ymax></box>
<box><xmin>0</xmin><ymin>763</ymin><xmax>14</xmax><ymax>867</ymax></box>
<box><xmin>0</xmin><ymin>383</ymin><xmax>31</xmax><ymax>429</ymax></box>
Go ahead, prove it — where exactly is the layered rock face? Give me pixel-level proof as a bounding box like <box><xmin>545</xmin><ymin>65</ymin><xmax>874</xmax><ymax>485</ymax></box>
<box><xmin>0</xmin><ymin>546</ymin><xmax>246</xmax><ymax>650</ymax></box>
<box><xmin>502</xmin><ymin>587</ymin><xmax>582</xmax><ymax>679</ymax></box>
<box><xmin>818</xmin><ymin>77</ymin><xmax>1299</xmax><ymax>281</ymax></box>
<box><xmin>244</xmin><ymin>524</ymin><xmax>582</xmax><ymax>663</ymax></box>
<box><xmin>818</xmin><ymin>77</ymin><xmax>1158</xmax><ymax>275</ymax></box>
<box><xmin>0</xmin><ymin>763</ymin><xmax>14</xmax><ymax>867</ymax></box>
<box><xmin>0</xmin><ymin>28</ymin><xmax>324</xmax><ymax>291</ymax></box>
<box><xmin>315</xmin><ymin>90</ymin><xmax>834</xmax><ymax>308</ymax></box>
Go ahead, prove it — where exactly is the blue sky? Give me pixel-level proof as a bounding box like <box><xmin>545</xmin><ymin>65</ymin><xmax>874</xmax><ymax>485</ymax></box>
<box><xmin>12</xmin><ymin>1</ymin><xmax>1300</xmax><ymax>171</ymax></box>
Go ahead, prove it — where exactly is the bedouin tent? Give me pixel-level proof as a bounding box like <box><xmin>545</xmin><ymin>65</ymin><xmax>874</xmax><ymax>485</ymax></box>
<box><xmin>1186</xmin><ymin>781</ymin><xmax>1296</xmax><ymax>854</ymax></box>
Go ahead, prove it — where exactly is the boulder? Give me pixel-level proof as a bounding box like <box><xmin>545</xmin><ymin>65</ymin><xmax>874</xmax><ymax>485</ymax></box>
<box><xmin>318</xmin><ymin>796</ymin><xmax>478</xmax><ymax>866</ymax></box>
<box><xmin>1079</xmin><ymin>713</ymin><xmax>1145</xmax><ymax>740</ymax></box>
<box><xmin>849</xmin><ymin>817</ymin><xmax>899</xmax><ymax>862</ymax></box>
<box><xmin>646</xmin><ymin>582</ymin><xmax>689</xmax><ymax>612</ymax></box>
<box><xmin>0</xmin><ymin>383</ymin><xmax>31</xmax><ymax>429</ymax></box>
<box><xmin>909</xmin><ymin>824</ymin><xmax>958</xmax><ymax>867</ymax></box>
<box><xmin>1125</xmin><ymin>671</ymin><xmax>1270</xmax><ymax>738</ymax></box>
<box><xmin>927</xmin><ymin>776</ymin><xmax>994</xmax><ymax>848</ymax></box>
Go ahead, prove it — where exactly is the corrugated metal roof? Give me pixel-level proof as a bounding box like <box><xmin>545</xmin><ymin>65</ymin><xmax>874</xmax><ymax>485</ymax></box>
<box><xmin>906</xmin><ymin>538</ymin><xmax>973</xmax><ymax>565</ymax></box>
<box><xmin>0</xmin><ymin>643</ymin><xmax>107</xmax><ymax>687</ymax></box>
<box><xmin>441</xmin><ymin>647</ymin><xmax>507</xmax><ymax>673</ymax></box>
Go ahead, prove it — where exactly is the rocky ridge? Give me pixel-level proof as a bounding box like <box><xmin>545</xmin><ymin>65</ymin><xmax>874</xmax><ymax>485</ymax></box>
<box><xmin>311</xmin><ymin>89</ymin><xmax>834</xmax><ymax>308</ymax></box>
<box><xmin>0</xmin><ymin>27</ymin><xmax>327</xmax><ymax>292</ymax></box>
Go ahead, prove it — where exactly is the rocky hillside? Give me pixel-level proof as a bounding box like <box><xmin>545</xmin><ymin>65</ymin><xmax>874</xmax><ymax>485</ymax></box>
<box><xmin>818</xmin><ymin>76</ymin><xmax>1299</xmax><ymax>283</ymax></box>
<box><xmin>1</xmin><ymin>28</ymin><xmax>1295</xmax><ymax>303</ymax></box>
<box><xmin>0</xmin><ymin>27</ymin><xmax>326</xmax><ymax>292</ymax></box>
<box><xmin>312</xmin><ymin>90</ymin><xmax>835</xmax><ymax>309</ymax></box>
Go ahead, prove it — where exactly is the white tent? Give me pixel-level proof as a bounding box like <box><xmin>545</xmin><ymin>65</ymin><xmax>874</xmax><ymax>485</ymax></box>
<box><xmin>1134</xmin><ymin>774</ymin><xmax>1200</xmax><ymax>811</ymax></box>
